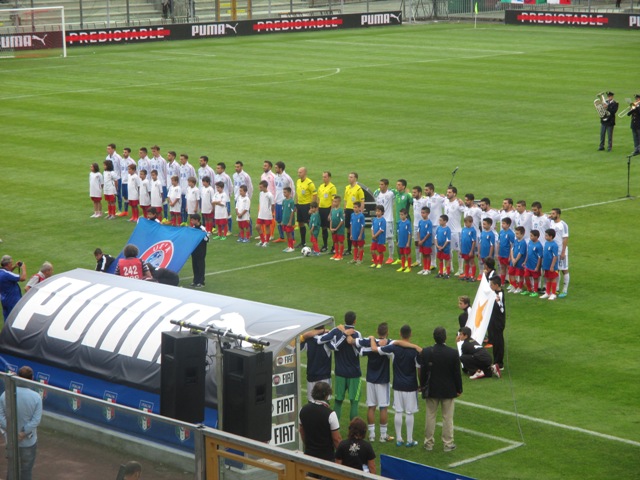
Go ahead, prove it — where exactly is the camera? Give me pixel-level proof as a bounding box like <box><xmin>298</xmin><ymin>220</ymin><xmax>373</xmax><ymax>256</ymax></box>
<box><xmin>16</xmin><ymin>262</ymin><xmax>23</xmax><ymax>267</ymax></box>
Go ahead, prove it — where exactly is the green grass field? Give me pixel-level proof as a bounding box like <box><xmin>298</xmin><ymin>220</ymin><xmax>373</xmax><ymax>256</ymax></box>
<box><xmin>1</xmin><ymin>22</ymin><xmax>639</xmax><ymax>480</ymax></box>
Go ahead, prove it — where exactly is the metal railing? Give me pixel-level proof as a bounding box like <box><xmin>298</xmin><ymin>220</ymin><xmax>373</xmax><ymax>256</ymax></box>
<box><xmin>0</xmin><ymin>372</ymin><xmax>387</xmax><ymax>480</ymax></box>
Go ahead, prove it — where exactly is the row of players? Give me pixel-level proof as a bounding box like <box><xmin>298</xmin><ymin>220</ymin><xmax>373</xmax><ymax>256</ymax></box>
<box><xmin>90</xmin><ymin>145</ymin><xmax>569</xmax><ymax>295</ymax></box>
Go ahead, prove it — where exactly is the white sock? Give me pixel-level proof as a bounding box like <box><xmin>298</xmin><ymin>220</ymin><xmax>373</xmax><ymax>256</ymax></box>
<box><xmin>394</xmin><ymin>413</ymin><xmax>404</xmax><ymax>442</ymax></box>
<box><xmin>405</xmin><ymin>413</ymin><xmax>415</xmax><ymax>442</ymax></box>
<box><xmin>562</xmin><ymin>273</ymin><xmax>570</xmax><ymax>293</ymax></box>
<box><xmin>368</xmin><ymin>424</ymin><xmax>375</xmax><ymax>438</ymax></box>
<box><xmin>380</xmin><ymin>423</ymin><xmax>388</xmax><ymax>438</ymax></box>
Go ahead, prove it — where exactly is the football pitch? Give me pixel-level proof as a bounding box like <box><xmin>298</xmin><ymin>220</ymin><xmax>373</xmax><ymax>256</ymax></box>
<box><xmin>1</xmin><ymin>21</ymin><xmax>639</xmax><ymax>480</ymax></box>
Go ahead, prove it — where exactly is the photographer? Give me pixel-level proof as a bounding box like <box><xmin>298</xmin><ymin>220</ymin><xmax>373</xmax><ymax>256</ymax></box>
<box><xmin>0</xmin><ymin>255</ymin><xmax>26</xmax><ymax>321</ymax></box>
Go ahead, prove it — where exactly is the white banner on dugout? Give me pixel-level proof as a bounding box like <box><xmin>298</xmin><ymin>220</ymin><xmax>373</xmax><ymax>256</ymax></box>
<box><xmin>465</xmin><ymin>274</ymin><xmax>496</xmax><ymax>344</ymax></box>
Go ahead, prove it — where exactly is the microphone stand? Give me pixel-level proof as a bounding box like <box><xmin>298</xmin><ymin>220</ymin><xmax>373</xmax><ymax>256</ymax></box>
<box><xmin>626</xmin><ymin>155</ymin><xmax>633</xmax><ymax>198</ymax></box>
<box><xmin>449</xmin><ymin>167</ymin><xmax>459</xmax><ymax>188</ymax></box>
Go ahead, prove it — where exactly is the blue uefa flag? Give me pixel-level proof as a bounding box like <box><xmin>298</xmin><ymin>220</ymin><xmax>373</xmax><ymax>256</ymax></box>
<box><xmin>107</xmin><ymin>218</ymin><xmax>207</xmax><ymax>274</ymax></box>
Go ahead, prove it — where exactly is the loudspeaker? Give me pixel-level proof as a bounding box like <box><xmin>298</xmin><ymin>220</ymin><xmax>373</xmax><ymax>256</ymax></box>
<box><xmin>223</xmin><ymin>349</ymin><xmax>273</xmax><ymax>442</ymax></box>
<box><xmin>160</xmin><ymin>331</ymin><xmax>206</xmax><ymax>423</ymax></box>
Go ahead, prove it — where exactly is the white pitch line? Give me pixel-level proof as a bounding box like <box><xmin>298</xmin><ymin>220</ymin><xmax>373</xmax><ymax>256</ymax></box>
<box><xmin>149</xmin><ymin>50</ymin><xmax>217</xmax><ymax>57</ymax></box>
<box><xmin>179</xmin><ymin>255</ymin><xmax>302</xmax><ymax>281</ymax></box>
<box><xmin>448</xmin><ymin>442</ymin><xmax>524</xmax><ymax>468</ymax></box>
<box><xmin>305</xmin><ymin>39</ymin><xmax>523</xmax><ymax>55</ymax></box>
<box><xmin>563</xmin><ymin>197</ymin><xmax>634</xmax><ymax>211</ymax></box>
<box><xmin>457</xmin><ymin>400</ymin><xmax>640</xmax><ymax>448</ymax></box>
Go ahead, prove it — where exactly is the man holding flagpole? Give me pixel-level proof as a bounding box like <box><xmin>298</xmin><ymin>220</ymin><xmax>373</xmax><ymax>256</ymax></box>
<box><xmin>488</xmin><ymin>276</ymin><xmax>506</xmax><ymax>373</ymax></box>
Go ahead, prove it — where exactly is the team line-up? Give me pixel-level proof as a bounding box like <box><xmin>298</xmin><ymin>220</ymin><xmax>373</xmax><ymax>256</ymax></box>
<box><xmin>90</xmin><ymin>144</ymin><xmax>570</xmax><ymax>299</ymax></box>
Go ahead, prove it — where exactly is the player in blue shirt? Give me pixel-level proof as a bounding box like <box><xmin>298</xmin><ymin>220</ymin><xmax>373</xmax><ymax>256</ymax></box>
<box><xmin>349</xmin><ymin>202</ymin><xmax>366</xmax><ymax>265</ymax></box>
<box><xmin>372</xmin><ymin>325</ymin><xmax>421</xmax><ymax>448</ymax></box>
<box><xmin>417</xmin><ymin>207</ymin><xmax>433</xmax><ymax>275</ymax></box>
<box><xmin>497</xmin><ymin>218</ymin><xmax>515</xmax><ymax>285</ymax></box>
<box><xmin>355</xmin><ymin>322</ymin><xmax>394</xmax><ymax>443</ymax></box>
<box><xmin>478</xmin><ymin>218</ymin><xmax>495</xmax><ymax>280</ymax></box>
<box><xmin>460</xmin><ymin>216</ymin><xmax>477</xmax><ymax>281</ymax></box>
<box><xmin>541</xmin><ymin>229</ymin><xmax>559</xmax><ymax>300</ymax></box>
<box><xmin>509</xmin><ymin>226</ymin><xmax>527</xmax><ymax>294</ymax></box>
<box><xmin>522</xmin><ymin>229</ymin><xmax>543</xmax><ymax>297</ymax></box>
<box><xmin>435</xmin><ymin>215</ymin><xmax>452</xmax><ymax>278</ymax></box>
<box><xmin>396</xmin><ymin>209</ymin><xmax>412</xmax><ymax>273</ymax></box>
<box><xmin>370</xmin><ymin>206</ymin><xmax>387</xmax><ymax>269</ymax></box>
<box><xmin>319</xmin><ymin>311</ymin><xmax>362</xmax><ymax>420</ymax></box>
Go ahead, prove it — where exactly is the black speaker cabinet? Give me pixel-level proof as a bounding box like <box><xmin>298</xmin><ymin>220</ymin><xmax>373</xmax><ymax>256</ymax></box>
<box><xmin>160</xmin><ymin>331</ymin><xmax>206</xmax><ymax>423</ymax></box>
<box><xmin>222</xmin><ymin>349</ymin><xmax>273</xmax><ymax>441</ymax></box>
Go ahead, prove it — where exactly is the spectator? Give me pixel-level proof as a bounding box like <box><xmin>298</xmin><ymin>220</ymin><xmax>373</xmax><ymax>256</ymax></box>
<box><xmin>335</xmin><ymin>417</ymin><xmax>376</xmax><ymax>474</ymax></box>
<box><xmin>95</xmin><ymin>248</ymin><xmax>115</xmax><ymax>273</ymax></box>
<box><xmin>24</xmin><ymin>262</ymin><xmax>53</xmax><ymax>292</ymax></box>
<box><xmin>0</xmin><ymin>366</ymin><xmax>43</xmax><ymax>480</ymax></box>
<box><xmin>298</xmin><ymin>382</ymin><xmax>341</xmax><ymax>463</ymax></box>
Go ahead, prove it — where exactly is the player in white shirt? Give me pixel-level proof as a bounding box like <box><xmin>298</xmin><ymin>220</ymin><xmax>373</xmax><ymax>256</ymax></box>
<box><xmin>214</xmin><ymin>161</ymin><xmax>234</xmax><ymax>234</ymax></box>
<box><xmin>168</xmin><ymin>175</ymin><xmax>182</xmax><ymax>226</ymax></box>
<box><xmin>150</xmin><ymin>145</ymin><xmax>168</xmax><ymax>217</ymax></box>
<box><xmin>374</xmin><ymin>179</ymin><xmax>396</xmax><ymax>264</ymax></box>
<box><xmin>261</xmin><ymin>161</ymin><xmax>277</xmax><ymax>238</ymax></box>
<box><xmin>89</xmin><ymin>162</ymin><xmax>103</xmax><ymax>218</ymax></box>
<box><xmin>549</xmin><ymin>208</ymin><xmax>570</xmax><ymax>298</ymax></box>
<box><xmin>443</xmin><ymin>186</ymin><xmax>465</xmax><ymax>275</ymax></box>
<box><xmin>514</xmin><ymin>200</ymin><xmax>533</xmax><ymax>240</ymax></box>
<box><xmin>179</xmin><ymin>154</ymin><xmax>196</xmax><ymax>223</ymax></box>
<box><xmin>138</xmin><ymin>169</ymin><xmax>151</xmax><ymax>218</ymax></box>
<box><xmin>118</xmin><ymin>147</ymin><xmax>137</xmax><ymax>217</ymax></box>
<box><xmin>102</xmin><ymin>159</ymin><xmax>118</xmax><ymax>220</ymax></box>
<box><xmin>530</xmin><ymin>202</ymin><xmax>551</xmax><ymax>246</ymax></box>
<box><xmin>463</xmin><ymin>193</ymin><xmax>483</xmax><ymax>237</ymax></box>
<box><xmin>166</xmin><ymin>151</ymin><xmax>180</xmax><ymax>192</ymax></box>
<box><xmin>212</xmin><ymin>181</ymin><xmax>230</xmax><ymax>239</ymax></box>
<box><xmin>499</xmin><ymin>198</ymin><xmax>517</xmax><ymax>231</ymax></box>
<box><xmin>274</xmin><ymin>161</ymin><xmax>295</xmax><ymax>242</ymax></box>
<box><xmin>424</xmin><ymin>183</ymin><xmax>445</xmax><ymax>269</ymax></box>
<box><xmin>411</xmin><ymin>186</ymin><xmax>429</xmax><ymax>267</ymax></box>
<box><xmin>106</xmin><ymin>143</ymin><xmax>122</xmax><ymax>213</ymax></box>
<box><xmin>233</xmin><ymin>161</ymin><xmax>254</xmax><ymax>199</ymax></box>
<box><xmin>256</xmin><ymin>180</ymin><xmax>275</xmax><ymax>246</ymax></box>
<box><xmin>185</xmin><ymin>177</ymin><xmax>200</xmax><ymax>216</ymax></box>
<box><xmin>126</xmin><ymin>164</ymin><xmax>141</xmax><ymax>222</ymax></box>
<box><xmin>235</xmin><ymin>185</ymin><xmax>251</xmax><ymax>243</ymax></box>
<box><xmin>149</xmin><ymin>170</ymin><xmax>164</xmax><ymax>221</ymax></box>
<box><xmin>200</xmin><ymin>177</ymin><xmax>215</xmax><ymax>233</ymax></box>
<box><xmin>137</xmin><ymin>147</ymin><xmax>151</xmax><ymax>176</ymax></box>
<box><xmin>198</xmin><ymin>155</ymin><xmax>216</xmax><ymax>196</ymax></box>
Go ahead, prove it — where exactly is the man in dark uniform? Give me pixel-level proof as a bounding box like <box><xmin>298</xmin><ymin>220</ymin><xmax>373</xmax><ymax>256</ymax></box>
<box><xmin>488</xmin><ymin>276</ymin><xmax>506</xmax><ymax>371</ymax></box>
<box><xmin>419</xmin><ymin>327</ymin><xmax>462</xmax><ymax>452</ymax></box>
<box><xmin>628</xmin><ymin>94</ymin><xmax>640</xmax><ymax>156</ymax></box>
<box><xmin>598</xmin><ymin>91</ymin><xmax>618</xmax><ymax>152</ymax></box>
<box><xmin>189</xmin><ymin>214</ymin><xmax>209</xmax><ymax>288</ymax></box>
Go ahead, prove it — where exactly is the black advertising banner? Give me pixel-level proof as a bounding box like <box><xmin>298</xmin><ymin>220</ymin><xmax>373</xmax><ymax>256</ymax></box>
<box><xmin>66</xmin><ymin>11</ymin><xmax>402</xmax><ymax>46</ymax></box>
<box><xmin>506</xmin><ymin>10</ymin><xmax>640</xmax><ymax>29</ymax></box>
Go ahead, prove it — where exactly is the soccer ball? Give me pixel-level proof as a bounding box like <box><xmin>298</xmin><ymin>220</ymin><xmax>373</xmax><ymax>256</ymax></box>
<box><xmin>301</xmin><ymin>246</ymin><xmax>312</xmax><ymax>256</ymax></box>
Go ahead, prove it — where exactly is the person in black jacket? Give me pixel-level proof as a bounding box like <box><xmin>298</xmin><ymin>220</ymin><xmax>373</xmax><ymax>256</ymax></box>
<box><xmin>629</xmin><ymin>94</ymin><xmax>640</xmax><ymax>156</ymax></box>
<box><xmin>488</xmin><ymin>276</ymin><xmax>506</xmax><ymax>370</ymax></box>
<box><xmin>457</xmin><ymin>327</ymin><xmax>497</xmax><ymax>380</ymax></box>
<box><xmin>419</xmin><ymin>327</ymin><xmax>462</xmax><ymax>452</ymax></box>
<box><xmin>189</xmin><ymin>214</ymin><xmax>210</xmax><ymax>288</ymax></box>
<box><xmin>598</xmin><ymin>91</ymin><xmax>618</xmax><ymax>152</ymax></box>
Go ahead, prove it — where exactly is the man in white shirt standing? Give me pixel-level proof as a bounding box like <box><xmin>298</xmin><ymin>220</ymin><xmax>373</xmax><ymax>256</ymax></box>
<box><xmin>117</xmin><ymin>148</ymin><xmax>137</xmax><ymax>217</ymax></box>
<box><xmin>150</xmin><ymin>145</ymin><xmax>168</xmax><ymax>218</ymax></box>
<box><xmin>424</xmin><ymin>183</ymin><xmax>445</xmax><ymax>270</ymax></box>
<box><xmin>214</xmin><ymin>162</ymin><xmax>234</xmax><ymax>235</ymax></box>
<box><xmin>374</xmin><ymin>179</ymin><xmax>395</xmax><ymax>264</ymax></box>
<box><xmin>443</xmin><ymin>186</ymin><xmax>464</xmax><ymax>276</ymax></box>
<box><xmin>179</xmin><ymin>154</ymin><xmax>196</xmax><ymax>223</ymax></box>
<box><xmin>273</xmin><ymin>161</ymin><xmax>295</xmax><ymax>243</ymax></box>
<box><xmin>106</xmin><ymin>143</ymin><xmax>122</xmax><ymax>215</ymax></box>
<box><xmin>549</xmin><ymin>208</ymin><xmax>570</xmax><ymax>298</ymax></box>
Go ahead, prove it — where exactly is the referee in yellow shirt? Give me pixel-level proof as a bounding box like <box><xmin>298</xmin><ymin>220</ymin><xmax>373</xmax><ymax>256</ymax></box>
<box><xmin>317</xmin><ymin>171</ymin><xmax>337</xmax><ymax>252</ymax></box>
<box><xmin>295</xmin><ymin>167</ymin><xmax>317</xmax><ymax>248</ymax></box>
<box><xmin>344</xmin><ymin>172</ymin><xmax>365</xmax><ymax>256</ymax></box>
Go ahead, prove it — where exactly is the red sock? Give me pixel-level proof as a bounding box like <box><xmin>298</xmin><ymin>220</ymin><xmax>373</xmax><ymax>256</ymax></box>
<box><xmin>446</xmin><ymin>264</ymin><xmax>451</xmax><ymax>275</ymax></box>
<box><xmin>407</xmin><ymin>257</ymin><xmax>411</xmax><ymax>268</ymax></box>
<box><xmin>525</xmin><ymin>277</ymin><xmax>531</xmax><ymax>291</ymax></box>
<box><xmin>501</xmin><ymin>274</ymin><xmax>506</xmax><ymax>284</ymax></box>
<box><xmin>439</xmin><ymin>261</ymin><xmax>443</xmax><ymax>274</ymax></box>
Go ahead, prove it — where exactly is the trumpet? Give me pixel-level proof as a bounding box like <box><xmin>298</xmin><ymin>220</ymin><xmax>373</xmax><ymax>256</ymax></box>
<box><xmin>618</xmin><ymin>99</ymin><xmax>640</xmax><ymax>118</ymax></box>
<box><xmin>594</xmin><ymin>92</ymin><xmax>610</xmax><ymax>119</ymax></box>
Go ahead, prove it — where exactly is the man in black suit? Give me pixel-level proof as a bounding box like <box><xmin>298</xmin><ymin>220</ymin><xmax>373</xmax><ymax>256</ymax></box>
<box><xmin>419</xmin><ymin>326</ymin><xmax>462</xmax><ymax>452</ymax></box>
<box><xmin>598</xmin><ymin>91</ymin><xmax>618</xmax><ymax>152</ymax></box>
